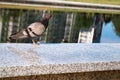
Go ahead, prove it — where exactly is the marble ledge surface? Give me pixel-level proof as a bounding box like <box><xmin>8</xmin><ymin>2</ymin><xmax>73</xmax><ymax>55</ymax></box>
<box><xmin>0</xmin><ymin>43</ymin><xmax>120</xmax><ymax>78</ymax></box>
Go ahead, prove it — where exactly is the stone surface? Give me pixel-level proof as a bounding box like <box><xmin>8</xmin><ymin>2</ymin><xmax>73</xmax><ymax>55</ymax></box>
<box><xmin>1</xmin><ymin>70</ymin><xmax>120</xmax><ymax>80</ymax></box>
<box><xmin>0</xmin><ymin>43</ymin><xmax>120</xmax><ymax>78</ymax></box>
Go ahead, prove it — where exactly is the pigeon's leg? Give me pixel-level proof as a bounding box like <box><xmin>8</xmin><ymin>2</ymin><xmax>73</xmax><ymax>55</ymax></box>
<box><xmin>31</xmin><ymin>39</ymin><xmax>39</xmax><ymax>47</ymax></box>
<box><xmin>32</xmin><ymin>39</ymin><xmax>36</xmax><ymax>45</ymax></box>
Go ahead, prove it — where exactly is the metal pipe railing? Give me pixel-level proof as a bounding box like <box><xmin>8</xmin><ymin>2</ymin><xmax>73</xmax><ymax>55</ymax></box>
<box><xmin>0</xmin><ymin>0</ymin><xmax>120</xmax><ymax>13</ymax></box>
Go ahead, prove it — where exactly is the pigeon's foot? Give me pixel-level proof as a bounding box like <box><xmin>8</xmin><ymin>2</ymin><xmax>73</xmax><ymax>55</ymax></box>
<box><xmin>31</xmin><ymin>39</ymin><xmax>40</xmax><ymax>47</ymax></box>
<box><xmin>32</xmin><ymin>43</ymin><xmax>39</xmax><ymax>47</ymax></box>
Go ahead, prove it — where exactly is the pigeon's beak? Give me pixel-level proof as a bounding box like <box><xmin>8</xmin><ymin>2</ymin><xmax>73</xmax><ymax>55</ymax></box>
<box><xmin>7</xmin><ymin>36</ymin><xmax>13</xmax><ymax>42</ymax></box>
<box><xmin>8</xmin><ymin>34</ymin><xmax>17</xmax><ymax>42</ymax></box>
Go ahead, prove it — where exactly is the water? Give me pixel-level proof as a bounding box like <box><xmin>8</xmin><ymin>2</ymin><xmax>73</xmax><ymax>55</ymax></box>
<box><xmin>0</xmin><ymin>9</ymin><xmax>120</xmax><ymax>43</ymax></box>
<box><xmin>101</xmin><ymin>21</ymin><xmax>120</xmax><ymax>43</ymax></box>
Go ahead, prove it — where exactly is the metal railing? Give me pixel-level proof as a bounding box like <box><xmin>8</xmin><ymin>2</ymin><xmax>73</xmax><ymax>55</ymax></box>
<box><xmin>0</xmin><ymin>0</ymin><xmax>120</xmax><ymax>13</ymax></box>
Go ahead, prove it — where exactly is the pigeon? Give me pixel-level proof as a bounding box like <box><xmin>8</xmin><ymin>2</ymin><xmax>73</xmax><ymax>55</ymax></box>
<box><xmin>8</xmin><ymin>13</ymin><xmax>52</xmax><ymax>45</ymax></box>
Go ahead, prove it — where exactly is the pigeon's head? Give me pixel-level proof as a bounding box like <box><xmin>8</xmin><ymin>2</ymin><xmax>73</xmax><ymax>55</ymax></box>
<box><xmin>43</xmin><ymin>13</ymin><xmax>52</xmax><ymax>20</ymax></box>
<box><xmin>7</xmin><ymin>36</ymin><xmax>15</xmax><ymax>42</ymax></box>
<box><xmin>8</xmin><ymin>33</ymin><xmax>19</xmax><ymax>42</ymax></box>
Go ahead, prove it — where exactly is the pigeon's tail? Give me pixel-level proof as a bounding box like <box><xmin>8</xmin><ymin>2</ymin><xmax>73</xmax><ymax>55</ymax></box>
<box><xmin>8</xmin><ymin>29</ymin><xmax>28</xmax><ymax>42</ymax></box>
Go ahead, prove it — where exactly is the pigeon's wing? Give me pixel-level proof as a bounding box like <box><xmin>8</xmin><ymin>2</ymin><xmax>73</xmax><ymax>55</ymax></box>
<box><xmin>27</xmin><ymin>22</ymin><xmax>45</xmax><ymax>37</ymax></box>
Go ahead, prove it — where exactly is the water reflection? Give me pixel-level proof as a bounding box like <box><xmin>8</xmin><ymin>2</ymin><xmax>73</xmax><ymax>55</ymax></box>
<box><xmin>101</xmin><ymin>21</ymin><xmax>120</xmax><ymax>43</ymax></box>
<box><xmin>0</xmin><ymin>9</ymin><xmax>120</xmax><ymax>43</ymax></box>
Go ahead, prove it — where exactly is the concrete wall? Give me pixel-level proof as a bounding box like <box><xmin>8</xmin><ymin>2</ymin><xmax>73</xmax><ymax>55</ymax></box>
<box><xmin>1</xmin><ymin>70</ymin><xmax>120</xmax><ymax>80</ymax></box>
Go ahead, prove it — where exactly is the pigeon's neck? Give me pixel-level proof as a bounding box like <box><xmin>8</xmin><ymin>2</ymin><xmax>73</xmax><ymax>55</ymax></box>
<box><xmin>40</xmin><ymin>19</ymin><xmax>49</xmax><ymax>29</ymax></box>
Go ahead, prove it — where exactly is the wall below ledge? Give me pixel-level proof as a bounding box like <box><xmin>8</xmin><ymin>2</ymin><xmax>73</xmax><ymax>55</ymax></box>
<box><xmin>0</xmin><ymin>70</ymin><xmax>120</xmax><ymax>80</ymax></box>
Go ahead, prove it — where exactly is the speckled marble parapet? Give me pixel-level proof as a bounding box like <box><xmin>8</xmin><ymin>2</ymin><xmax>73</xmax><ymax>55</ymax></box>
<box><xmin>0</xmin><ymin>43</ymin><xmax>120</xmax><ymax>78</ymax></box>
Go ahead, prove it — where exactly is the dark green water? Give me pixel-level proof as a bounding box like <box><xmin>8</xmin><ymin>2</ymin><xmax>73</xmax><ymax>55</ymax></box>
<box><xmin>0</xmin><ymin>9</ymin><xmax>120</xmax><ymax>43</ymax></box>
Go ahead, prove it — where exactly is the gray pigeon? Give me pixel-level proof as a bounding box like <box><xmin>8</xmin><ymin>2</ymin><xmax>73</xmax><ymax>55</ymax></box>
<box><xmin>9</xmin><ymin>13</ymin><xmax>52</xmax><ymax>45</ymax></box>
